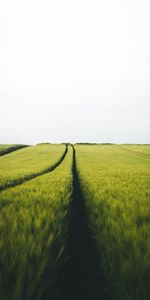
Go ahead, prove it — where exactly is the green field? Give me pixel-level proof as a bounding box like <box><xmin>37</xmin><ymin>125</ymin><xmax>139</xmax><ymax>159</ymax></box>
<box><xmin>0</xmin><ymin>144</ymin><xmax>150</xmax><ymax>300</ymax></box>
<box><xmin>0</xmin><ymin>144</ymin><xmax>27</xmax><ymax>156</ymax></box>
<box><xmin>0</xmin><ymin>144</ymin><xmax>72</xmax><ymax>300</ymax></box>
<box><xmin>75</xmin><ymin>144</ymin><xmax>150</xmax><ymax>299</ymax></box>
<box><xmin>0</xmin><ymin>144</ymin><xmax>66</xmax><ymax>190</ymax></box>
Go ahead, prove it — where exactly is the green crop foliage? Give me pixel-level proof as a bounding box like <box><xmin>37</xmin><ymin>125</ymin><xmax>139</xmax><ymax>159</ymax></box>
<box><xmin>0</xmin><ymin>144</ymin><xmax>17</xmax><ymax>152</ymax></box>
<box><xmin>0</xmin><ymin>145</ymin><xmax>73</xmax><ymax>300</ymax></box>
<box><xmin>75</xmin><ymin>144</ymin><xmax>150</xmax><ymax>300</ymax></box>
<box><xmin>0</xmin><ymin>143</ymin><xmax>150</xmax><ymax>299</ymax></box>
<box><xmin>0</xmin><ymin>144</ymin><xmax>27</xmax><ymax>156</ymax></box>
<box><xmin>0</xmin><ymin>144</ymin><xmax>65</xmax><ymax>189</ymax></box>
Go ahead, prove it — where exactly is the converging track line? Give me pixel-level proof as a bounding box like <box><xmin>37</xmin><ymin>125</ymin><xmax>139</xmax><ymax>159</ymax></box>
<box><xmin>0</xmin><ymin>144</ymin><xmax>68</xmax><ymax>192</ymax></box>
<box><xmin>0</xmin><ymin>145</ymin><xmax>28</xmax><ymax>156</ymax></box>
<box><xmin>59</xmin><ymin>145</ymin><xmax>111</xmax><ymax>300</ymax></box>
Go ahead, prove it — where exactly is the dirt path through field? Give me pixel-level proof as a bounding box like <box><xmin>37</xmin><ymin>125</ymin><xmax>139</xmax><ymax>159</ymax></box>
<box><xmin>0</xmin><ymin>144</ymin><xmax>68</xmax><ymax>192</ymax></box>
<box><xmin>59</xmin><ymin>145</ymin><xmax>111</xmax><ymax>300</ymax></box>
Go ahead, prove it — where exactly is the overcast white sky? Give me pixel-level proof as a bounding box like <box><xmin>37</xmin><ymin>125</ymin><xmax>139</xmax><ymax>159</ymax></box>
<box><xmin>0</xmin><ymin>0</ymin><xmax>150</xmax><ymax>144</ymax></box>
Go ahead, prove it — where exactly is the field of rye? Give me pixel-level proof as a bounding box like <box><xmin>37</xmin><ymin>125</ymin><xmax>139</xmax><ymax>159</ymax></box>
<box><xmin>0</xmin><ymin>144</ymin><xmax>27</xmax><ymax>156</ymax></box>
<box><xmin>75</xmin><ymin>144</ymin><xmax>150</xmax><ymax>300</ymax></box>
<box><xmin>0</xmin><ymin>144</ymin><xmax>66</xmax><ymax>190</ymax></box>
<box><xmin>0</xmin><ymin>144</ymin><xmax>72</xmax><ymax>300</ymax></box>
<box><xmin>0</xmin><ymin>143</ymin><xmax>150</xmax><ymax>300</ymax></box>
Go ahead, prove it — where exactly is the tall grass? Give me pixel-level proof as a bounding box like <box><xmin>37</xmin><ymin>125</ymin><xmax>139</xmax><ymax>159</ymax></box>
<box><xmin>0</xmin><ymin>144</ymin><xmax>65</xmax><ymax>188</ymax></box>
<box><xmin>75</xmin><ymin>144</ymin><xmax>150</xmax><ymax>300</ymax></box>
<box><xmin>0</xmin><ymin>146</ymin><xmax>73</xmax><ymax>300</ymax></box>
<box><xmin>0</xmin><ymin>144</ymin><xmax>27</xmax><ymax>156</ymax></box>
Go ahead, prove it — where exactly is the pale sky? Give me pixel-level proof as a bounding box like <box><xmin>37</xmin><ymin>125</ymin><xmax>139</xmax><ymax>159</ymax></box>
<box><xmin>0</xmin><ymin>0</ymin><xmax>150</xmax><ymax>144</ymax></box>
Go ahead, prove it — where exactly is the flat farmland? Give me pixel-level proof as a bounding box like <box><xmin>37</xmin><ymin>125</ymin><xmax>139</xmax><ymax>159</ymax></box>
<box><xmin>75</xmin><ymin>144</ymin><xmax>150</xmax><ymax>300</ymax></box>
<box><xmin>0</xmin><ymin>144</ymin><xmax>27</xmax><ymax>156</ymax></box>
<box><xmin>0</xmin><ymin>144</ymin><xmax>72</xmax><ymax>300</ymax></box>
<box><xmin>0</xmin><ymin>144</ymin><xmax>66</xmax><ymax>190</ymax></box>
<box><xmin>0</xmin><ymin>143</ymin><xmax>150</xmax><ymax>300</ymax></box>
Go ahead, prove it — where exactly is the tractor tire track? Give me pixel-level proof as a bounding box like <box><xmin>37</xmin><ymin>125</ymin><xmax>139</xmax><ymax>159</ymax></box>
<box><xmin>59</xmin><ymin>145</ymin><xmax>111</xmax><ymax>300</ymax></box>
<box><xmin>0</xmin><ymin>145</ymin><xmax>28</xmax><ymax>156</ymax></box>
<box><xmin>0</xmin><ymin>145</ymin><xmax>68</xmax><ymax>192</ymax></box>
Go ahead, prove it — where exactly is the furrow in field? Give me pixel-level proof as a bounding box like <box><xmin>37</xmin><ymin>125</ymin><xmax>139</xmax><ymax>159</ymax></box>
<box><xmin>59</xmin><ymin>145</ymin><xmax>111</xmax><ymax>300</ymax></box>
<box><xmin>0</xmin><ymin>144</ymin><xmax>28</xmax><ymax>156</ymax></box>
<box><xmin>0</xmin><ymin>144</ymin><xmax>68</xmax><ymax>192</ymax></box>
<box><xmin>0</xmin><ymin>145</ymin><xmax>73</xmax><ymax>300</ymax></box>
<box><xmin>74</xmin><ymin>144</ymin><xmax>150</xmax><ymax>299</ymax></box>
